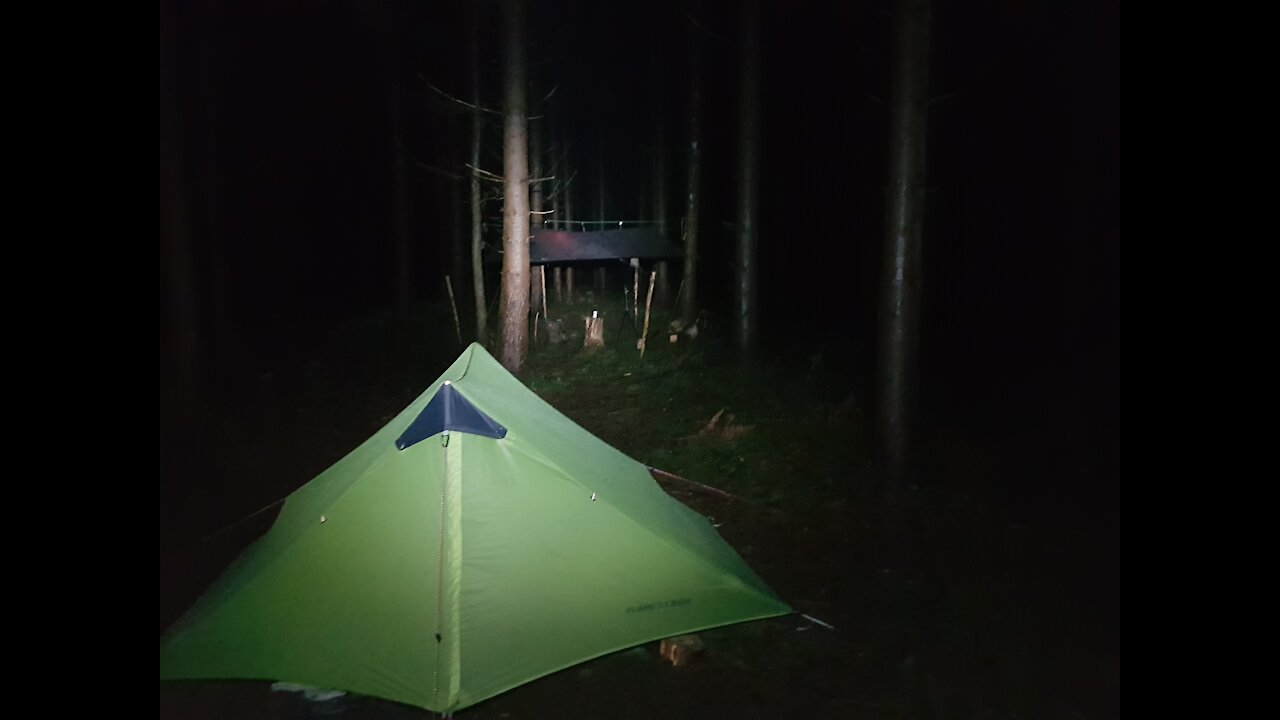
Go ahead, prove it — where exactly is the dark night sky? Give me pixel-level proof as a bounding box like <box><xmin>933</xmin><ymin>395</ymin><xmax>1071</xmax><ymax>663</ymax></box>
<box><xmin>160</xmin><ymin>0</ymin><xmax>1120</xmax><ymax>489</ymax></box>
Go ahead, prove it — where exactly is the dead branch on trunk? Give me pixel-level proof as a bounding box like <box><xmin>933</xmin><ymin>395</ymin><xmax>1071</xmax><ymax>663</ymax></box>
<box><xmin>415</xmin><ymin>160</ymin><xmax>467</xmax><ymax>180</ymax></box>
<box><xmin>466</xmin><ymin>163</ymin><xmax>504</xmax><ymax>182</ymax></box>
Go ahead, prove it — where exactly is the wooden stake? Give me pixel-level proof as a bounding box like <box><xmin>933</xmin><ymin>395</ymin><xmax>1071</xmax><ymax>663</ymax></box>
<box><xmin>640</xmin><ymin>270</ymin><xmax>656</xmax><ymax>358</ymax></box>
<box><xmin>632</xmin><ymin>262</ymin><xmax>640</xmax><ymax>321</ymax></box>
<box><xmin>445</xmin><ymin>275</ymin><xmax>463</xmax><ymax>345</ymax></box>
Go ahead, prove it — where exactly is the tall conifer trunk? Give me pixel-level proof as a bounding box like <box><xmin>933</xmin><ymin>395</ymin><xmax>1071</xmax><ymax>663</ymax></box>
<box><xmin>499</xmin><ymin>0</ymin><xmax>530</xmax><ymax>372</ymax></box>
<box><xmin>469</xmin><ymin>2</ymin><xmax>487</xmax><ymax>343</ymax></box>
<box><xmin>878</xmin><ymin>0</ymin><xmax>931</xmax><ymax>490</ymax></box>
<box><xmin>565</xmin><ymin>169</ymin><xmax>575</xmax><ymax>303</ymax></box>
<box><xmin>549</xmin><ymin>110</ymin><xmax>562</xmax><ymax>302</ymax></box>
<box><xmin>680</xmin><ymin>11</ymin><xmax>704</xmax><ymax>326</ymax></box>
<box><xmin>651</xmin><ymin>35</ymin><xmax>670</xmax><ymax>306</ymax></box>
<box><xmin>160</xmin><ymin>3</ymin><xmax>203</xmax><ymax>419</ymax></box>
<box><xmin>385</xmin><ymin>6</ymin><xmax>412</xmax><ymax>317</ymax></box>
<box><xmin>596</xmin><ymin>138</ymin><xmax>606</xmax><ymax>294</ymax></box>
<box><xmin>734</xmin><ymin>0</ymin><xmax>762</xmax><ymax>354</ymax></box>
<box><xmin>451</xmin><ymin>115</ymin><xmax>467</xmax><ymax>312</ymax></box>
<box><xmin>530</xmin><ymin>114</ymin><xmax>545</xmax><ymax>314</ymax></box>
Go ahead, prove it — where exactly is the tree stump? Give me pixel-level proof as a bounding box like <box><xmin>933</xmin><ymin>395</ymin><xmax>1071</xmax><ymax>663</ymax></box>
<box><xmin>584</xmin><ymin>312</ymin><xmax>605</xmax><ymax>349</ymax></box>
<box><xmin>658</xmin><ymin>634</ymin><xmax>705</xmax><ymax>667</ymax></box>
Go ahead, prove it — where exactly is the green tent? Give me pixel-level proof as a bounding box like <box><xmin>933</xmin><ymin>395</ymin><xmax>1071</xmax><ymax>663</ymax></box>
<box><xmin>160</xmin><ymin>343</ymin><xmax>791</xmax><ymax>714</ymax></box>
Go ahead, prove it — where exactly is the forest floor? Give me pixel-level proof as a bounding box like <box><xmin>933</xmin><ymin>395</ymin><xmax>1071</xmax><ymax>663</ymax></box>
<box><xmin>160</xmin><ymin>290</ymin><xmax>1120</xmax><ymax>720</ymax></box>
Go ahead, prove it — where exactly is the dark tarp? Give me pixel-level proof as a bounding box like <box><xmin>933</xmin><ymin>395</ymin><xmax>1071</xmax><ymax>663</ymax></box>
<box><xmin>526</xmin><ymin>227</ymin><xmax>682</xmax><ymax>264</ymax></box>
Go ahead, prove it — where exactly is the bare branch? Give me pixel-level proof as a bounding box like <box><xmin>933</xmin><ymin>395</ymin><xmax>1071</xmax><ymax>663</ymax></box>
<box><xmin>419</xmin><ymin>73</ymin><xmax>502</xmax><ymax>115</ymax></box>
<box><xmin>929</xmin><ymin>89</ymin><xmax>967</xmax><ymax>107</ymax></box>
<box><xmin>465</xmin><ymin>163</ymin><xmax>504</xmax><ymax>182</ymax></box>
<box><xmin>539</xmin><ymin>170</ymin><xmax>577</xmax><ymax>203</ymax></box>
<box><xmin>680</xmin><ymin>7</ymin><xmax>731</xmax><ymax>44</ymax></box>
<box><xmin>415</xmin><ymin>160</ymin><xmax>467</xmax><ymax>180</ymax></box>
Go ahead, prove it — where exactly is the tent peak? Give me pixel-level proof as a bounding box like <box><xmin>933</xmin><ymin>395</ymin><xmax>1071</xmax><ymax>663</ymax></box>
<box><xmin>395</xmin><ymin>382</ymin><xmax>507</xmax><ymax>449</ymax></box>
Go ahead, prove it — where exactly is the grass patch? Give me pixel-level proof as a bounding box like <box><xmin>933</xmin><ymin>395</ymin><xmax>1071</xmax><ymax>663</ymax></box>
<box><xmin>520</xmin><ymin>294</ymin><xmax>870</xmax><ymax>513</ymax></box>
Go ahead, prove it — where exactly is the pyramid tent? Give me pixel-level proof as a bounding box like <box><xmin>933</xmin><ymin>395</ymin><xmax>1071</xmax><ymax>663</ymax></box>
<box><xmin>160</xmin><ymin>343</ymin><xmax>792</xmax><ymax>713</ymax></box>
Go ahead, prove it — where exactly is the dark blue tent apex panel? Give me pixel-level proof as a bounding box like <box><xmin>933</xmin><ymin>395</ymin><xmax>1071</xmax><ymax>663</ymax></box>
<box><xmin>395</xmin><ymin>382</ymin><xmax>508</xmax><ymax>449</ymax></box>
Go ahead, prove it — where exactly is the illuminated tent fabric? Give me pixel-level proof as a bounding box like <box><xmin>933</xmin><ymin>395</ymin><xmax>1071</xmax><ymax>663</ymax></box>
<box><xmin>159</xmin><ymin>343</ymin><xmax>791</xmax><ymax>713</ymax></box>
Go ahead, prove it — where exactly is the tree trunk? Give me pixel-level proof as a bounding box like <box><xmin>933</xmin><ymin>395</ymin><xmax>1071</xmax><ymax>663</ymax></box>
<box><xmin>470</xmin><ymin>1</ymin><xmax>488</xmax><ymax>343</ymax></box>
<box><xmin>499</xmin><ymin>0</ymin><xmax>530</xmax><ymax>372</ymax></box>
<box><xmin>565</xmin><ymin>172</ymin><xmax>575</xmax><ymax>303</ymax></box>
<box><xmin>878</xmin><ymin>0</ymin><xmax>931</xmax><ymax>491</ymax></box>
<box><xmin>596</xmin><ymin>137</ymin><xmax>606</xmax><ymax>295</ymax></box>
<box><xmin>530</xmin><ymin>112</ymin><xmax>545</xmax><ymax>314</ymax></box>
<box><xmin>598</xmin><ymin>135</ymin><xmax>607</xmax><ymax>224</ymax></box>
<box><xmin>680</xmin><ymin>12</ymin><xmax>704</xmax><ymax>326</ymax></box>
<box><xmin>564</xmin><ymin>165</ymin><xmax>574</xmax><ymax>231</ymax></box>
<box><xmin>531</xmin><ymin>114</ymin><xmax>544</xmax><ymax>227</ymax></box>
<box><xmin>160</xmin><ymin>4</ymin><xmax>203</xmax><ymax>420</ymax></box>
<box><xmin>734</xmin><ymin>0</ymin><xmax>762</xmax><ymax>355</ymax></box>
<box><xmin>194</xmin><ymin>8</ymin><xmax>230</xmax><ymax>349</ymax></box>
<box><xmin>549</xmin><ymin>111</ymin><xmax>562</xmax><ymax>302</ymax></box>
<box><xmin>386</xmin><ymin>15</ymin><xmax>412</xmax><ymax>317</ymax></box>
<box><xmin>651</xmin><ymin>36</ymin><xmax>671</xmax><ymax>306</ymax></box>
<box><xmin>450</xmin><ymin>126</ymin><xmax>467</xmax><ymax>318</ymax></box>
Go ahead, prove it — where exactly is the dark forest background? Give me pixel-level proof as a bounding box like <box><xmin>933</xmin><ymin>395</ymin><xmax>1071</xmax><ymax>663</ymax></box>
<box><xmin>160</xmin><ymin>0</ymin><xmax>1119</xmax><ymax>523</ymax></box>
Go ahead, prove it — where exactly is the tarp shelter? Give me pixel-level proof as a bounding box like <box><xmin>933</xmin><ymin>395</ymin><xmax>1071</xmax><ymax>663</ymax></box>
<box><xmin>527</xmin><ymin>227</ymin><xmax>682</xmax><ymax>264</ymax></box>
<box><xmin>159</xmin><ymin>343</ymin><xmax>791</xmax><ymax>714</ymax></box>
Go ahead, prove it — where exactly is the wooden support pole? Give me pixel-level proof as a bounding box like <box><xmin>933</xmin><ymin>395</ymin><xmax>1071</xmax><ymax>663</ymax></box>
<box><xmin>632</xmin><ymin>260</ymin><xmax>640</xmax><ymax>321</ymax></box>
<box><xmin>540</xmin><ymin>265</ymin><xmax>549</xmax><ymax>319</ymax></box>
<box><xmin>640</xmin><ymin>270</ymin><xmax>657</xmax><ymax>358</ymax></box>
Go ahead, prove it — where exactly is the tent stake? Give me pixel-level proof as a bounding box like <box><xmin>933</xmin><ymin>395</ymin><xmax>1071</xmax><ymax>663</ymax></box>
<box><xmin>800</xmin><ymin>613</ymin><xmax>835</xmax><ymax>630</ymax></box>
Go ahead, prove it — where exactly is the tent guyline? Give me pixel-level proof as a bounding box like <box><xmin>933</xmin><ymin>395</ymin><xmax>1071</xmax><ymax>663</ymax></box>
<box><xmin>482</xmin><ymin>219</ymin><xmax>662</xmax><ymax>230</ymax></box>
<box><xmin>200</xmin><ymin>498</ymin><xmax>286</xmax><ymax>543</ymax></box>
<box><xmin>161</xmin><ymin>343</ymin><xmax>792</xmax><ymax>714</ymax></box>
<box><xmin>197</xmin><ymin>363</ymin><xmax>487</xmax><ymax>546</ymax></box>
